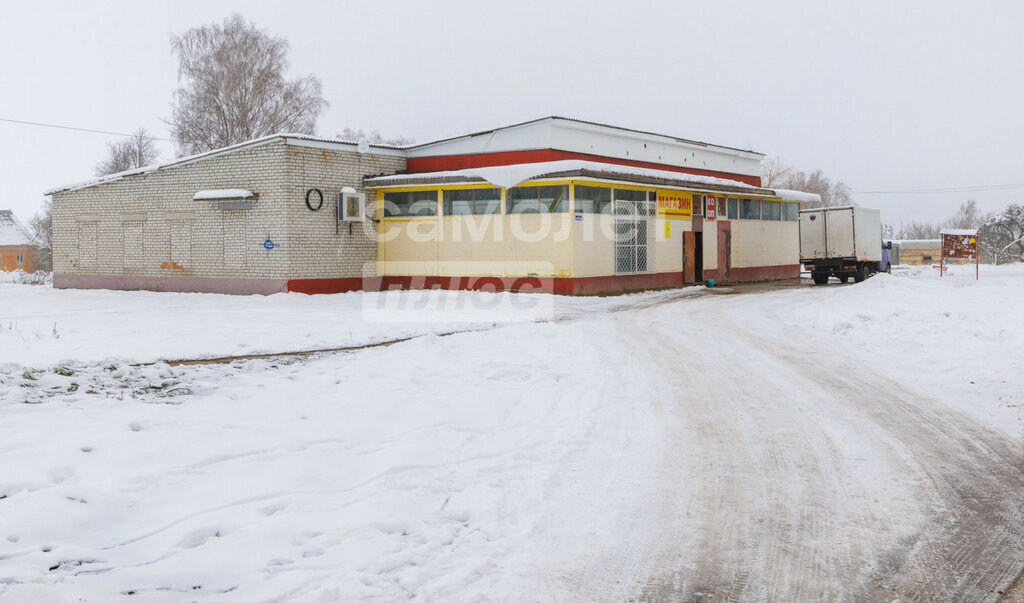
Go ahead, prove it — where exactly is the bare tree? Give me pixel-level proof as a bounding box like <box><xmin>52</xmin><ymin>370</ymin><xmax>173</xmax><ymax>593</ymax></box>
<box><xmin>775</xmin><ymin>168</ymin><xmax>852</xmax><ymax>208</ymax></box>
<box><xmin>761</xmin><ymin>157</ymin><xmax>795</xmax><ymax>188</ymax></box>
<box><xmin>27</xmin><ymin>199</ymin><xmax>52</xmax><ymax>249</ymax></box>
<box><xmin>887</xmin><ymin>220</ymin><xmax>941</xmax><ymax>240</ymax></box>
<box><xmin>169</xmin><ymin>14</ymin><xmax>328</xmax><ymax>155</ymax></box>
<box><xmin>979</xmin><ymin>203</ymin><xmax>1024</xmax><ymax>263</ymax></box>
<box><xmin>28</xmin><ymin>198</ymin><xmax>53</xmax><ymax>270</ymax></box>
<box><xmin>944</xmin><ymin>199</ymin><xmax>983</xmax><ymax>230</ymax></box>
<box><xmin>94</xmin><ymin>129</ymin><xmax>161</xmax><ymax>176</ymax></box>
<box><xmin>338</xmin><ymin>127</ymin><xmax>415</xmax><ymax>147</ymax></box>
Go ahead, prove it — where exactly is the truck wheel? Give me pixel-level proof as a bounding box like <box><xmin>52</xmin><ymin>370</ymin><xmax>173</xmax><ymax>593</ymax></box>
<box><xmin>853</xmin><ymin>264</ymin><xmax>867</xmax><ymax>283</ymax></box>
<box><xmin>838</xmin><ymin>275</ymin><xmax>850</xmax><ymax>283</ymax></box>
<box><xmin>812</xmin><ymin>273</ymin><xmax>829</xmax><ymax>285</ymax></box>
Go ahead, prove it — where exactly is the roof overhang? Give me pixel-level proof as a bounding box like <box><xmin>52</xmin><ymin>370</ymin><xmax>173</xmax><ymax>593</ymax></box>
<box><xmin>364</xmin><ymin>160</ymin><xmax>777</xmax><ymax>197</ymax></box>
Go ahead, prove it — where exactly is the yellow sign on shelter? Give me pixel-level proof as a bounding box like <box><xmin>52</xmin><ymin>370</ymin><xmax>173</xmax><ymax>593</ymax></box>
<box><xmin>656</xmin><ymin>189</ymin><xmax>692</xmax><ymax>219</ymax></box>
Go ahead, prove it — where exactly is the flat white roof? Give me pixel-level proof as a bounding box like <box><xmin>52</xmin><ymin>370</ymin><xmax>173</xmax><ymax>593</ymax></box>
<box><xmin>366</xmin><ymin>160</ymin><xmax>819</xmax><ymax>202</ymax></box>
<box><xmin>366</xmin><ymin>160</ymin><xmax>757</xmax><ymax>190</ymax></box>
<box><xmin>407</xmin><ymin>116</ymin><xmax>763</xmax><ymax>158</ymax></box>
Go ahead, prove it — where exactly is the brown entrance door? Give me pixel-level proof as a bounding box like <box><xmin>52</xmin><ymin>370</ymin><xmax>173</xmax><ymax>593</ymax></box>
<box><xmin>718</xmin><ymin>221</ymin><xmax>732</xmax><ymax>282</ymax></box>
<box><xmin>683</xmin><ymin>231</ymin><xmax>695</xmax><ymax>284</ymax></box>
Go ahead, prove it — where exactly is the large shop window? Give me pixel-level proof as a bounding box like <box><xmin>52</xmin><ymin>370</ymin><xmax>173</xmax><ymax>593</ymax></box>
<box><xmin>383</xmin><ymin>190</ymin><xmax>438</xmax><ymax>217</ymax></box>
<box><xmin>762</xmin><ymin>200</ymin><xmax>782</xmax><ymax>221</ymax></box>
<box><xmin>443</xmin><ymin>188</ymin><xmax>501</xmax><ymax>215</ymax></box>
<box><xmin>507</xmin><ymin>185</ymin><xmax>569</xmax><ymax>214</ymax></box>
<box><xmin>727</xmin><ymin>198</ymin><xmax>738</xmax><ymax>220</ymax></box>
<box><xmin>574</xmin><ymin>185</ymin><xmax>612</xmax><ymax>214</ymax></box>
<box><xmin>782</xmin><ymin>202</ymin><xmax>799</xmax><ymax>221</ymax></box>
<box><xmin>739</xmin><ymin>198</ymin><xmax>760</xmax><ymax>220</ymax></box>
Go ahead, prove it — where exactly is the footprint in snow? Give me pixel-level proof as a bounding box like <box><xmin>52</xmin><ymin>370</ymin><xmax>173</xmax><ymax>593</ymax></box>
<box><xmin>258</xmin><ymin>502</ymin><xmax>287</xmax><ymax>516</ymax></box>
<box><xmin>290</xmin><ymin>530</ymin><xmax>322</xmax><ymax>546</ymax></box>
<box><xmin>177</xmin><ymin>527</ymin><xmax>226</xmax><ymax>548</ymax></box>
<box><xmin>49</xmin><ymin>466</ymin><xmax>76</xmax><ymax>484</ymax></box>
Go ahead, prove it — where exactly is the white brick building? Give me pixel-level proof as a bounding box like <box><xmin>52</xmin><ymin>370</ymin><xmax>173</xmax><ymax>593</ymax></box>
<box><xmin>47</xmin><ymin>117</ymin><xmax>817</xmax><ymax>295</ymax></box>
<box><xmin>48</xmin><ymin>136</ymin><xmax>405</xmax><ymax>294</ymax></box>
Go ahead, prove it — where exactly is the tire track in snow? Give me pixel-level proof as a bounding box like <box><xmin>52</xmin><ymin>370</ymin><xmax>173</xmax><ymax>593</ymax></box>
<box><xmin>727</xmin><ymin>317</ymin><xmax>1024</xmax><ymax>601</ymax></box>
<box><xmin>610</xmin><ymin>295</ymin><xmax>1024</xmax><ymax>602</ymax></box>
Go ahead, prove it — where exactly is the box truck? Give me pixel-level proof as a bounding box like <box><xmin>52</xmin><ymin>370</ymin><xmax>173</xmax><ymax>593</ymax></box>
<box><xmin>799</xmin><ymin>206</ymin><xmax>891</xmax><ymax>285</ymax></box>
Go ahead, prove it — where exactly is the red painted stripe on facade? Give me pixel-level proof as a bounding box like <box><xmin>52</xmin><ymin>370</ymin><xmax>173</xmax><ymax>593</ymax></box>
<box><xmin>286</xmin><ymin>277</ymin><xmax>369</xmax><ymax>294</ymax></box>
<box><xmin>406</xmin><ymin>149</ymin><xmax>763</xmax><ymax>187</ymax></box>
<box><xmin>56</xmin><ymin>266</ymin><xmax>800</xmax><ymax>297</ymax></box>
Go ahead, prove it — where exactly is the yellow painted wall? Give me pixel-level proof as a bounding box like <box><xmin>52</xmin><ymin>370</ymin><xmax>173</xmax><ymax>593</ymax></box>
<box><xmin>570</xmin><ymin>213</ymin><xmax>613</xmax><ymax>276</ymax></box>
<box><xmin>375</xmin><ymin>182</ymin><xmax>796</xmax><ymax>279</ymax></box>
<box><xmin>702</xmin><ymin>219</ymin><xmax>719</xmax><ymax>271</ymax></box>
<box><xmin>378</xmin><ymin>186</ymin><xmax>574</xmax><ymax>278</ymax></box>
<box><xmin>730</xmin><ymin>220</ymin><xmax>799</xmax><ymax>268</ymax></box>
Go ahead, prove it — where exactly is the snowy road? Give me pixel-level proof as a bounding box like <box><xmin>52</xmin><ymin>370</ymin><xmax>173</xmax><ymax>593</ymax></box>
<box><xmin>1</xmin><ymin>267</ymin><xmax>1023</xmax><ymax>601</ymax></box>
<box><xmin>613</xmin><ymin>299</ymin><xmax>1024</xmax><ymax>601</ymax></box>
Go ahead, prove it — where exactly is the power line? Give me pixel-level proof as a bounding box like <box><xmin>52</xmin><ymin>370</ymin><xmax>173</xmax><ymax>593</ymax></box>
<box><xmin>0</xmin><ymin>117</ymin><xmax>174</xmax><ymax>143</ymax></box>
<box><xmin>854</xmin><ymin>183</ymin><xmax>1024</xmax><ymax>195</ymax></box>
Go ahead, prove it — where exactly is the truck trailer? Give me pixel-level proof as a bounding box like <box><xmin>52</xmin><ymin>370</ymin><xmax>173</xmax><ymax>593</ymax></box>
<box><xmin>799</xmin><ymin>206</ymin><xmax>890</xmax><ymax>285</ymax></box>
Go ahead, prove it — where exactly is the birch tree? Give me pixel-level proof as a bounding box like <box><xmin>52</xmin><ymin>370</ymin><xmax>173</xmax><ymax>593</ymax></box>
<box><xmin>169</xmin><ymin>14</ymin><xmax>328</xmax><ymax>155</ymax></box>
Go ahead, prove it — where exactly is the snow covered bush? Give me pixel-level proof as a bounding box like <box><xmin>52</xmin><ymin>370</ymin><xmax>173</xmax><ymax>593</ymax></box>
<box><xmin>0</xmin><ymin>270</ymin><xmax>52</xmax><ymax>286</ymax></box>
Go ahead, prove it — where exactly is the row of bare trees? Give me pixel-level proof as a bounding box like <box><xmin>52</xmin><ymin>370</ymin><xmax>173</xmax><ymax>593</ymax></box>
<box><xmin>762</xmin><ymin>158</ymin><xmax>1023</xmax><ymax>263</ymax></box>
<box><xmin>882</xmin><ymin>199</ymin><xmax>1024</xmax><ymax>264</ymax></box>
<box><xmin>761</xmin><ymin>157</ymin><xmax>852</xmax><ymax>209</ymax></box>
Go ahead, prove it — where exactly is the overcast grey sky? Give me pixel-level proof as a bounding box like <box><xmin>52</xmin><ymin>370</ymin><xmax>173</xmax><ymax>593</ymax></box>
<box><xmin>2</xmin><ymin>0</ymin><xmax>1023</xmax><ymax>225</ymax></box>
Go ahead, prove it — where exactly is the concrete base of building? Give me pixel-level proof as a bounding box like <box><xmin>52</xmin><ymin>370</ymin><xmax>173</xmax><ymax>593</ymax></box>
<box><xmin>54</xmin><ymin>274</ymin><xmax>289</xmax><ymax>295</ymax></box>
<box><xmin>715</xmin><ymin>264</ymin><xmax>801</xmax><ymax>283</ymax></box>
<box><xmin>54</xmin><ymin>265</ymin><xmax>800</xmax><ymax>296</ymax></box>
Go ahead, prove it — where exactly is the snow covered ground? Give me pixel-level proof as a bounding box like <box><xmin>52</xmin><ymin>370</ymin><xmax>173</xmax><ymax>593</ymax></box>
<box><xmin>1</xmin><ymin>265</ymin><xmax>1022</xmax><ymax>601</ymax></box>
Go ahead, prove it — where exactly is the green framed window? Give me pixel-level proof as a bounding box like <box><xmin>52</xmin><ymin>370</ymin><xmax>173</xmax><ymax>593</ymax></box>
<box><xmin>383</xmin><ymin>190</ymin><xmax>438</xmax><ymax>217</ymax></box>
<box><xmin>575</xmin><ymin>185</ymin><xmax>612</xmax><ymax>214</ymax></box>
<box><xmin>507</xmin><ymin>185</ymin><xmax>569</xmax><ymax>214</ymax></box>
<box><xmin>739</xmin><ymin>198</ymin><xmax>760</xmax><ymax>220</ymax></box>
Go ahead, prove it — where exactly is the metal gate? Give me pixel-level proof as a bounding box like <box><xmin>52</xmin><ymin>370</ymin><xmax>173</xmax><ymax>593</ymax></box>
<box><xmin>614</xmin><ymin>194</ymin><xmax>654</xmax><ymax>273</ymax></box>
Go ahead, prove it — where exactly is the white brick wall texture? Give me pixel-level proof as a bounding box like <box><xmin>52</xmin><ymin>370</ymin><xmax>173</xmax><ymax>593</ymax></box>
<box><xmin>50</xmin><ymin>139</ymin><xmax>406</xmax><ymax>284</ymax></box>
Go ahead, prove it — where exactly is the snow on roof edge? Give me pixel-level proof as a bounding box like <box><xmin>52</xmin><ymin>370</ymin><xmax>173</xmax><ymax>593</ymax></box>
<box><xmin>772</xmin><ymin>189</ymin><xmax>821</xmax><ymax>203</ymax></box>
<box><xmin>0</xmin><ymin>210</ymin><xmax>40</xmax><ymax>247</ymax></box>
<box><xmin>940</xmin><ymin>228</ymin><xmax>978</xmax><ymax>236</ymax></box>
<box><xmin>364</xmin><ymin>160</ymin><xmax>762</xmax><ymax>192</ymax></box>
<box><xmin>45</xmin><ymin>133</ymin><xmax>406</xmax><ymax>196</ymax></box>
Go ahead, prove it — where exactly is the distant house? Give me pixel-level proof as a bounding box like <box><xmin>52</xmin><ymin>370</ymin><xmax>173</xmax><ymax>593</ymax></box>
<box><xmin>892</xmin><ymin>239</ymin><xmax>940</xmax><ymax>265</ymax></box>
<box><xmin>0</xmin><ymin>210</ymin><xmax>41</xmax><ymax>273</ymax></box>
